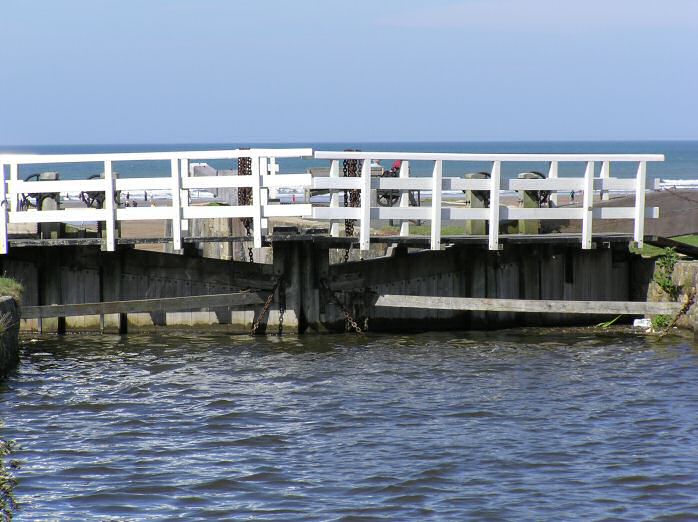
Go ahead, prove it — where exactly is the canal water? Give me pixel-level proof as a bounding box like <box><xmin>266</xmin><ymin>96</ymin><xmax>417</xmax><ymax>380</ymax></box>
<box><xmin>2</xmin><ymin>329</ymin><xmax>698</xmax><ymax>520</ymax></box>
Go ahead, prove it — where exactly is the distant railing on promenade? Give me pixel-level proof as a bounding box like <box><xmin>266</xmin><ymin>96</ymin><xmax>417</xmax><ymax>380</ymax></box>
<box><xmin>0</xmin><ymin>148</ymin><xmax>664</xmax><ymax>255</ymax></box>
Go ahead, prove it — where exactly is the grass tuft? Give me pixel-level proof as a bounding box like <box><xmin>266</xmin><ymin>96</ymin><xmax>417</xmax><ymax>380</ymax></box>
<box><xmin>0</xmin><ymin>278</ymin><xmax>22</xmax><ymax>302</ymax></box>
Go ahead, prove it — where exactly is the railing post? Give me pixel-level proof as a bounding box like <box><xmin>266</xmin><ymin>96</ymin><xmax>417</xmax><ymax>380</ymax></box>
<box><xmin>581</xmin><ymin>161</ymin><xmax>595</xmax><ymax>249</ymax></box>
<box><xmin>634</xmin><ymin>161</ymin><xmax>647</xmax><ymax>248</ymax></box>
<box><xmin>9</xmin><ymin>163</ymin><xmax>18</xmax><ymax>213</ymax></box>
<box><xmin>104</xmin><ymin>160</ymin><xmax>116</xmax><ymax>252</ymax></box>
<box><xmin>329</xmin><ymin>160</ymin><xmax>340</xmax><ymax>237</ymax></box>
<box><xmin>0</xmin><ymin>162</ymin><xmax>7</xmax><ymax>255</ymax></box>
<box><xmin>170</xmin><ymin>158</ymin><xmax>182</xmax><ymax>252</ymax></box>
<box><xmin>600</xmin><ymin>160</ymin><xmax>610</xmax><ymax>201</ymax></box>
<box><xmin>360</xmin><ymin>158</ymin><xmax>371</xmax><ymax>251</ymax></box>
<box><xmin>259</xmin><ymin>156</ymin><xmax>269</xmax><ymax>234</ymax></box>
<box><xmin>488</xmin><ymin>161</ymin><xmax>501</xmax><ymax>250</ymax></box>
<box><xmin>399</xmin><ymin>160</ymin><xmax>410</xmax><ymax>237</ymax></box>
<box><xmin>179</xmin><ymin>158</ymin><xmax>189</xmax><ymax>233</ymax></box>
<box><xmin>547</xmin><ymin>160</ymin><xmax>558</xmax><ymax>206</ymax></box>
<box><xmin>251</xmin><ymin>155</ymin><xmax>263</xmax><ymax>249</ymax></box>
<box><xmin>430</xmin><ymin>160</ymin><xmax>442</xmax><ymax>250</ymax></box>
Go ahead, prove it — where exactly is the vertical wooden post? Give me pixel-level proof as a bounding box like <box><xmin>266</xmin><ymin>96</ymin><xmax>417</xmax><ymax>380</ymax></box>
<box><xmin>399</xmin><ymin>160</ymin><xmax>410</xmax><ymax>237</ymax></box>
<box><xmin>9</xmin><ymin>163</ymin><xmax>18</xmax><ymax>213</ymax></box>
<box><xmin>359</xmin><ymin>158</ymin><xmax>371</xmax><ymax>251</ymax></box>
<box><xmin>488</xmin><ymin>161</ymin><xmax>501</xmax><ymax>251</ymax></box>
<box><xmin>548</xmin><ymin>161</ymin><xmax>558</xmax><ymax>206</ymax></box>
<box><xmin>179</xmin><ymin>158</ymin><xmax>189</xmax><ymax>233</ymax></box>
<box><xmin>170</xmin><ymin>158</ymin><xmax>182</xmax><ymax>252</ymax></box>
<box><xmin>259</xmin><ymin>156</ymin><xmax>269</xmax><ymax>234</ymax></box>
<box><xmin>251</xmin><ymin>155</ymin><xmax>263</xmax><ymax>249</ymax></box>
<box><xmin>0</xmin><ymin>162</ymin><xmax>7</xmax><ymax>255</ymax></box>
<box><xmin>104</xmin><ymin>160</ymin><xmax>116</xmax><ymax>252</ymax></box>
<box><xmin>581</xmin><ymin>161</ymin><xmax>595</xmax><ymax>249</ymax></box>
<box><xmin>634</xmin><ymin>161</ymin><xmax>647</xmax><ymax>248</ymax></box>
<box><xmin>430</xmin><ymin>160</ymin><xmax>442</xmax><ymax>250</ymax></box>
<box><xmin>329</xmin><ymin>160</ymin><xmax>340</xmax><ymax>237</ymax></box>
<box><xmin>600</xmin><ymin>161</ymin><xmax>610</xmax><ymax>201</ymax></box>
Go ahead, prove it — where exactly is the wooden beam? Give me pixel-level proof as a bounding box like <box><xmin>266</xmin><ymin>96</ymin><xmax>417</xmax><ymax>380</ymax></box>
<box><xmin>374</xmin><ymin>295</ymin><xmax>682</xmax><ymax>315</ymax></box>
<box><xmin>22</xmin><ymin>292</ymin><xmax>266</xmax><ymax>319</ymax></box>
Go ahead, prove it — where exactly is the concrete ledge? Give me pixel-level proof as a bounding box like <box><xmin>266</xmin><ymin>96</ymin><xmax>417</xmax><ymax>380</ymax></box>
<box><xmin>0</xmin><ymin>297</ymin><xmax>20</xmax><ymax>376</ymax></box>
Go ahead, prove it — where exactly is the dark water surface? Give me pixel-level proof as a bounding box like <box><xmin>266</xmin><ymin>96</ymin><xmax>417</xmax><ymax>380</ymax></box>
<box><xmin>2</xmin><ymin>330</ymin><xmax>698</xmax><ymax>520</ymax></box>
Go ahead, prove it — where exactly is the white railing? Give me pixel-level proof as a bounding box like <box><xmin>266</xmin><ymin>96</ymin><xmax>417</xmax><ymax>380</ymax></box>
<box><xmin>0</xmin><ymin>148</ymin><xmax>313</xmax><ymax>254</ymax></box>
<box><xmin>0</xmin><ymin>148</ymin><xmax>664</xmax><ymax>255</ymax></box>
<box><xmin>313</xmin><ymin>151</ymin><xmax>664</xmax><ymax>251</ymax></box>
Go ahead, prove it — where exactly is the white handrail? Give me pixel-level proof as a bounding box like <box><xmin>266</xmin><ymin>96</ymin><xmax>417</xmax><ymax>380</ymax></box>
<box><xmin>0</xmin><ymin>147</ymin><xmax>663</xmax><ymax>254</ymax></box>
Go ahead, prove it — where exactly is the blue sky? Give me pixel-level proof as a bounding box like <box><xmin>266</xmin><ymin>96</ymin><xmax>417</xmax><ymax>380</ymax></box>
<box><xmin>1</xmin><ymin>0</ymin><xmax>697</xmax><ymax>144</ymax></box>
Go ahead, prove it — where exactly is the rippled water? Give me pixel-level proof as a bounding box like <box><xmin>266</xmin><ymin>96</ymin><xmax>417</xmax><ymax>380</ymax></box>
<box><xmin>2</xmin><ymin>330</ymin><xmax>698</xmax><ymax>520</ymax></box>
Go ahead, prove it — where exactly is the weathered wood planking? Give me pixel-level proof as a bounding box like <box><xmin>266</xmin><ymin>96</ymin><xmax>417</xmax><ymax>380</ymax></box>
<box><xmin>23</xmin><ymin>292</ymin><xmax>265</xmax><ymax>319</ymax></box>
<box><xmin>374</xmin><ymin>295</ymin><xmax>682</xmax><ymax>315</ymax></box>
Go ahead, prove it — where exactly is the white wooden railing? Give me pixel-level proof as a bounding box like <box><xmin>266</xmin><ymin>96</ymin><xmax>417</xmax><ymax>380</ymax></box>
<box><xmin>0</xmin><ymin>148</ymin><xmax>663</xmax><ymax>254</ymax></box>
<box><xmin>313</xmin><ymin>151</ymin><xmax>664</xmax><ymax>251</ymax></box>
<box><xmin>0</xmin><ymin>148</ymin><xmax>313</xmax><ymax>254</ymax></box>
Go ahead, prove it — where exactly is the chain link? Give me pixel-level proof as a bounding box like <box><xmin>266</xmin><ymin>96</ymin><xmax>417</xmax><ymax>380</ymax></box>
<box><xmin>321</xmin><ymin>279</ymin><xmax>363</xmax><ymax>333</ymax></box>
<box><xmin>342</xmin><ymin>150</ymin><xmax>362</xmax><ymax>263</ymax></box>
<box><xmin>657</xmin><ymin>288</ymin><xmax>696</xmax><ymax>339</ymax></box>
<box><xmin>237</xmin><ymin>155</ymin><xmax>255</xmax><ymax>263</ymax></box>
<box><xmin>250</xmin><ymin>277</ymin><xmax>283</xmax><ymax>335</ymax></box>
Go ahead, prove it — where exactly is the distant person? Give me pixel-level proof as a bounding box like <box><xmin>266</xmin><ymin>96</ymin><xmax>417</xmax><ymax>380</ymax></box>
<box><xmin>570</xmin><ymin>190</ymin><xmax>575</xmax><ymax>202</ymax></box>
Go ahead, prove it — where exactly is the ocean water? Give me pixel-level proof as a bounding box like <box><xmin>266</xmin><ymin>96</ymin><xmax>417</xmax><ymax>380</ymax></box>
<box><xmin>2</xmin><ymin>330</ymin><xmax>698</xmax><ymax>520</ymax></box>
<box><xmin>1</xmin><ymin>141</ymin><xmax>697</xmax><ymax>183</ymax></box>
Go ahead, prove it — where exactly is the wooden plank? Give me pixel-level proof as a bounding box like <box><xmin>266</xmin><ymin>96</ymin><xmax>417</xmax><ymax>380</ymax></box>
<box><xmin>430</xmin><ymin>160</ymin><xmax>442</xmax><ymax>250</ymax></box>
<box><xmin>104</xmin><ymin>160</ymin><xmax>116</xmax><ymax>251</ymax></box>
<box><xmin>374</xmin><ymin>295</ymin><xmax>682</xmax><ymax>315</ymax></box>
<box><xmin>581</xmin><ymin>161</ymin><xmax>594</xmax><ymax>249</ymax></box>
<box><xmin>0</xmin><ymin>161</ymin><xmax>7</xmax><ymax>254</ymax></box>
<box><xmin>359</xmin><ymin>159</ymin><xmax>371</xmax><ymax>251</ymax></box>
<box><xmin>170</xmin><ymin>158</ymin><xmax>182</xmax><ymax>251</ymax></box>
<box><xmin>329</xmin><ymin>160</ymin><xmax>340</xmax><ymax>237</ymax></box>
<box><xmin>399</xmin><ymin>160</ymin><xmax>410</xmax><ymax>237</ymax></box>
<box><xmin>634</xmin><ymin>161</ymin><xmax>647</xmax><ymax>247</ymax></box>
<box><xmin>488</xmin><ymin>161</ymin><xmax>501</xmax><ymax>250</ymax></box>
<box><xmin>314</xmin><ymin>151</ymin><xmax>665</xmax><ymax>163</ymax></box>
<box><xmin>23</xmin><ymin>292</ymin><xmax>266</xmax><ymax>319</ymax></box>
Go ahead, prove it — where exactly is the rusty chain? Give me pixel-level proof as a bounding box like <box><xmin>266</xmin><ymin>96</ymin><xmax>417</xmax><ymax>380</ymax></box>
<box><xmin>250</xmin><ymin>276</ymin><xmax>283</xmax><ymax>335</ymax></box>
<box><xmin>237</xmin><ymin>155</ymin><xmax>255</xmax><ymax>263</ymax></box>
<box><xmin>342</xmin><ymin>151</ymin><xmax>362</xmax><ymax>263</ymax></box>
<box><xmin>320</xmin><ymin>279</ymin><xmax>363</xmax><ymax>333</ymax></box>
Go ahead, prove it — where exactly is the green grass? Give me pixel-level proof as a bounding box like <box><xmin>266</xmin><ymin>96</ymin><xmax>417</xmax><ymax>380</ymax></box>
<box><xmin>630</xmin><ymin>234</ymin><xmax>698</xmax><ymax>258</ymax></box>
<box><xmin>0</xmin><ymin>277</ymin><xmax>23</xmax><ymax>301</ymax></box>
<box><xmin>377</xmin><ymin>224</ymin><xmax>469</xmax><ymax>236</ymax></box>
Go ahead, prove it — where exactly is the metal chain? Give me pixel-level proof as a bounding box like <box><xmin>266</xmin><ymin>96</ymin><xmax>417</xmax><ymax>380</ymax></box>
<box><xmin>321</xmin><ymin>279</ymin><xmax>362</xmax><ymax>333</ymax></box>
<box><xmin>342</xmin><ymin>151</ymin><xmax>362</xmax><ymax>263</ymax></box>
<box><xmin>237</xmin><ymin>155</ymin><xmax>255</xmax><ymax>263</ymax></box>
<box><xmin>250</xmin><ymin>277</ymin><xmax>283</xmax><ymax>335</ymax></box>
<box><xmin>278</xmin><ymin>299</ymin><xmax>285</xmax><ymax>336</ymax></box>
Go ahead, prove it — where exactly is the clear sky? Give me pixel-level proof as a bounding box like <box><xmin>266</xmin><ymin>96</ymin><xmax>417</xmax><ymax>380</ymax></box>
<box><xmin>1</xmin><ymin>0</ymin><xmax>697</xmax><ymax>144</ymax></box>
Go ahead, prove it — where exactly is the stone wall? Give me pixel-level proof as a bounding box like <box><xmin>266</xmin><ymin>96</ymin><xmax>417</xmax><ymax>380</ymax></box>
<box><xmin>0</xmin><ymin>297</ymin><xmax>20</xmax><ymax>376</ymax></box>
<box><xmin>647</xmin><ymin>260</ymin><xmax>698</xmax><ymax>332</ymax></box>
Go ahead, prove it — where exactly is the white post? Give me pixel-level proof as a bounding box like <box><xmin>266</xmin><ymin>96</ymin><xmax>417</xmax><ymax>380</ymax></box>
<box><xmin>634</xmin><ymin>161</ymin><xmax>647</xmax><ymax>248</ymax></box>
<box><xmin>488</xmin><ymin>161</ymin><xmax>501</xmax><ymax>251</ymax></box>
<box><xmin>9</xmin><ymin>163</ymin><xmax>18</xmax><ymax>213</ymax></box>
<box><xmin>259</xmin><ymin>156</ymin><xmax>269</xmax><ymax>233</ymax></box>
<box><xmin>251</xmin><ymin>155</ymin><xmax>263</xmax><ymax>249</ymax></box>
<box><xmin>548</xmin><ymin>161</ymin><xmax>558</xmax><ymax>206</ymax></box>
<box><xmin>179</xmin><ymin>158</ymin><xmax>189</xmax><ymax>233</ymax></box>
<box><xmin>359</xmin><ymin>158</ymin><xmax>371</xmax><ymax>251</ymax></box>
<box><xmin>0</xmin><ymin>162</ymin><xmax>7</xmax><ymax>255</ymax></box>
<box><xmin>104</xmin><ymin>160</ymin><xmax>117</xmax><ymax>252</ymax></box>
<box><xmin>581</xmin><ymin>161</ymin><xmax>595</xmax><ymax>249</ymax></box>
<box><xmin>399</xmin><ymin>160</ymin><xmax>410</xmax><ymax>236</ymax></box>
<box><xmin>170</xmin><ymin>158</ymin><xmax>182</xmax><ymax>252</ymax></box>
<box><xmin>600</xmin><ymin>161</ymin><xmax>610</xmax><ymax>201</ymax></box>
<box><xmin>430</xmin><ymin>160</ymin><xmax>442</xmax><ymax>250</ymax></box>
<box><xmin>329</xmin><ymin>160</ymin><xmax>340</xmax><ymax>237</ymax></box>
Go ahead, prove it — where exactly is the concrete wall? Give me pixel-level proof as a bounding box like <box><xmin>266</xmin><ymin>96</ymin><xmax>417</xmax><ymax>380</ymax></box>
<box><xmin>0</xmin><ymin>297</ymin><xmax>20</xmax><ymax>376</ymax></box>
